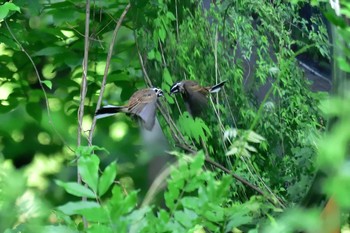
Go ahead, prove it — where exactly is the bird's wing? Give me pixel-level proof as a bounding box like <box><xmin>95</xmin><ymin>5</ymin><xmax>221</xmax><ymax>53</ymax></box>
<box><xmin>127</xmin><ymin>89</ymin><xmax>154</xmax><ymax>112</ymax></box>
<box><xmin>138</xmin><ymin>100</ymin><xmax>157</xmax><ymax>130</ymax></box>
<box><xmin>127</xmin><ymin>90</ymin><xmax>158</xmax><ymax>130</ymax></box>
<box><xmin>183</xmin><ymin>87</ymin><xmax>208</xmax><ymax>117</ymax></box>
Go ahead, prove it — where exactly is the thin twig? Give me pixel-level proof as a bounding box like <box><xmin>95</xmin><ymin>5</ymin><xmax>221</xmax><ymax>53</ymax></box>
<box><xmin>297</xmin><ymin>59</ymin><xmax>332</xmax><ymax>86</ymax></box>
<box><xmin>178</xmin><ymin>143</ymin><xmax>285</xmax><ymax>208</ymax></box>
<box><xmin>77</xmin><ymin>0</ymin><xmax>91</xmax><ymax>228</ymax></box>
<box><xmin>88</xmin><ymin>3</ymin><xmax>131</xmax><ymax>144</ymax></box>
<box><xmin>78</xmin><ymin>0</ymin><xmax>91</xmax><ymax>149</ymax></box>
<box><xmin>65</xmin><ymin>22</ymin><xmax>103</xmax><ymax>43</ymax></box>
<box><xmin>204</xmin><ymin>156</ymin><xmax>284</xmax><ymax>208</ymax></box>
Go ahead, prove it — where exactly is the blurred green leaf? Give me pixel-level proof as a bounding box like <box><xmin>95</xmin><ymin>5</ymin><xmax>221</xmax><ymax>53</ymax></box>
<box><xmin>55</xmin><ymin>180</ymin><xmax>96</xmax><ymax>198</ymax></box>
<box><xmin>177</xmin><ymin>112</ymin><xmax>212</xmax><ymax>144</ymax></box>
<box><xmin>57</xmin><ymin>201</ymin><xmax>100</xmax><ymax>215</ymax></box>
<box><xmin>336</xmin><ymin>57</ymin><xmax>350</xmax><ymax>72</ymax></box>
<box><xmin>76</xmin><ymin>207</ymin><xmax>109</xmax><ymax>223</ymax></box>
<box><xmin>26</xmin><ymin>102</ymin><xmax>42</xmax><ymax>122</ymax></box>
<box><xmin>163</xmin><ymin>68</ymin><xmax>173</xmax><ymax>85</ymax></box>
<box><xmin>246</xmin><ymin>130</ymin><xmax>265</xmax><ymax>143</ymax></box>
<box><xmin>33</xmin><ymin>47</ymin><xmax>66</xmax><ymax>56</ymax></box>
<box><xmin>78</xmin><ymin>154</ymin><xmax>100</xmax><ymax>193</ymax></box>
<box><xmin>41</xmin><ymin>80</ymin><xmax>52</xmax><ymax>90</ymax></box>
<box><xmin>0</xmin><ymin>2</ymin><xmax>20</xmax><ymax>20</ymax></box>
<box><xmin>87</xmin><ymin>225</ymin><xmax>113</xmax><ymax>233</ymax></box>
<box><xmin>75</xmin><ymin>146</ymin><xmax>109</xmax><ymax>159</ymax></box>
<box><xmin>43</xmin><ymin>226</ymin><xmax>79</xmax><ymax>233</ymax></box>
<box><xmin>98</xmin><ymin>161</ymin><xmax>117</xmax><ymax>196</ymax></box>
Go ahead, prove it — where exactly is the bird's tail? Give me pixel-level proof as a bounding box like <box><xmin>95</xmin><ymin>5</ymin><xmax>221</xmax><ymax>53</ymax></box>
<box><xmin>209</xmin><ymin>80</ymin><xmax>227</xmax><ymax>93</ymax></box>
<box><xmin>95</xmin><ymin>105</ymin><xmax>126</xmax><ymax>119</ymax></box>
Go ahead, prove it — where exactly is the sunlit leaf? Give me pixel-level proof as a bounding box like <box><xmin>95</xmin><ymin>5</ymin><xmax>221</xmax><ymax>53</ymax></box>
<box><xmin>43</xmin><ymin>226</ymin><xmax>79</xmax><ymax>233</ymax></box>
<box><xmin>98</xmin><ymin>161</ymin><xmax>117</xmax><ymax>196</ymax></box>
<box><xmin>57</xmin><ymin>201</ymin><xmax>100</xmax><ymax>215</ymax></box>
<box><xmin>246</xmin><ymin>131</ymin><xmax>265</xmax><ymax>143</ymax></box>
<box><xmin>76</xmin><ymin>206</ymin><xmax>110</xmax><ymax>223</ymax></box>
<box><xmin>87</xmin><ymin>225</ymin><xmax>113</xmax><ymax>233</ymax></box>
<box><xmin>0</xmin><ymin>2</ymin><xmax>20</xmax><ymax>20</ymax></box>
<box><xmin>78</xmin><ymin>154</ymin><xmax>100</xmax><ymax>193</ymax></box>
<box><xmin>55</xmin><ymin>180</ymin><xmax>96</xmax><ymax>198</ymax></box>
<box><xmin>41</xmin><ymin>80</ymin><xmax>52</xmax><ymax>90</ymax></box>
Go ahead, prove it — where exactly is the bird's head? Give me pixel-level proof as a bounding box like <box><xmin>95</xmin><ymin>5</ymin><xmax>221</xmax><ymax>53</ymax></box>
<box><xmin>170</xmin><ymin>82</ymin><xmax>183</xmax><ymax>95</ymax></box>
<box><xmin>152</xmin><ymin>87</ymin><xmax>164</xmax><ymax>97</ymax></box>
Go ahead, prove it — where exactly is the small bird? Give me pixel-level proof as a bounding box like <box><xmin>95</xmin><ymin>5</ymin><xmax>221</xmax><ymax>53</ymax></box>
<box><xmin>170</xmin><ymin>80</ymin><xmax>227</xmax><ymax>116</ymax></box>
<box><xmin>96</xmin><ymin>87</ymin><xmax>163</xmax><ymax>130</ymax></box>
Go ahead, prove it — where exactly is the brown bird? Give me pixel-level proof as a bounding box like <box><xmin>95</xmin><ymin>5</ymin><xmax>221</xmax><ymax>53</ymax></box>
<box><xmin>96</xmin><ymin>87</ymin><xmax>163</xmax><ymax>130</ymax></box>
<box><xmin>169</xmin><ymin>80</ymin><xmax>227</xmax><ymax>116</ymax></box>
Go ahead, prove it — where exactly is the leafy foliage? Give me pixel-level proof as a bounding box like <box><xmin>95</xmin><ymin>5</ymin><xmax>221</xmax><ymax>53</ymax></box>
<box><xmin>1</xmin><ymin>0</ymin><xmax>349</xmax><ymax>232</ymax></box>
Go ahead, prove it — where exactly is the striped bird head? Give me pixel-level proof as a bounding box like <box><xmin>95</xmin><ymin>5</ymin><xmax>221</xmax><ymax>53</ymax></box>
<box><xmin>152</xmin><ymin>87</ymin><xmax>164</xmax><ymax>97</ymax></box>
<box><xmin>169</xmin><ymin>81</ymin><xmax>183</xmax><ymax>95</ymax></box>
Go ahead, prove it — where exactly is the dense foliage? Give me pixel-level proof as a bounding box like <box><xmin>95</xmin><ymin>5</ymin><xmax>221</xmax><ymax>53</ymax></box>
<box><xmin>0</xmin><ymin>0</ymin><xmax>349</xmax><ymax>232</ymax></box>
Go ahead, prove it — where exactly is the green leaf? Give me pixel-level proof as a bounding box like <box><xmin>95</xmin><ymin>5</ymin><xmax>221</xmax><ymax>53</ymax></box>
<box><xmin>41</xmin><ymin>80</ymin><xmax>52</xmax><ymax>89</ymax></box>
<box><xmin>337</xmin><ymin>57</ymin><xmax>350</xmax><ymax>72</ymax></box>
<box><xmin>78</xmin><ymin>154</ymin><xmax>100</xmax><ymax>193</ymax></box>
<box><xmin>0</xmin><ymin>2</ymin><xmax>20</xmax><ymax>20</ymax></box>
<box><xmin>98</xmin><ymin>161</ymin><xmax>117</xmax><ymax>196</ymax></box>
<box><xmin>76</xmin><ymin>206</ymin><xmax>109</xmax><ymax>223</ymax></box>
<box><xmin>158</xmin><ymin>27</ymin><xmax>166</xmax><ymax>42</ymax></box>
<box><xmin>33</xmin><ymin>47</ymin><xmax>66</xmax><ymax>56</ymax></box>
<box><xmin>246</xmin><ymin>130</ymin><xmax>265</xmax><ymax>143</ymax></box>
<box><xmin>42</xmin><ymin>226</ymin><xmax>79</xmax><ymax>233</ymax></box>
<box><xmin>57</xmin><ymin>201</ymin><xmax>100</xmax><ymax>215</ymax></box>
<box><xmin>26</xmin><ymin>102</ymin><xmax>42</xmax><ymax>122</ymax></box>
<box><xmin>177</xmin><ymin>112</ymin><xmax>212</xmax><ymax>144</ymax></box>
<box><xmin>181</xmin><ymin>197</ymin><xmax>200</xmax><ymax>210</ymax></box>
<box><xmin>76</xmin><ymin>145</ymin><xmax>109</xmax><ymax>157</ymax></box>
<box><xmin>166</xmin><ymin>12</ymin><xmax>176</xmax><ymax>21</ymax></box>
<box><xmin>174</xmin><ymin>209</ymin><xmax>197</xmax><ymax>228</ymax></box>
<box><xmin>163</xmin><ymin>68</ymin><xmax>173</xmax><ymax>85</ymax></box>
<box><xmin>55</xmin><ymin>180</ymin><xmax>96</xmax><ymax>198</ymax></box>
<box><xmin>147</xmin><ymin>49</ymin><xmax>155</xmax><ymax>60</ymax></box>
<box><xmin>126</xmin><ymin>206</ymin><xmax>152</xmax><ymax>232</ymax></box>
<box><xmin>189</xmin><ymin>151</ymin><xmax>205</xmax><ymax>173</ymax></box>
<box><xmin>87</xmin><ymin>225</ymin><xmax>113</xmax><ymax>233</ymax></box>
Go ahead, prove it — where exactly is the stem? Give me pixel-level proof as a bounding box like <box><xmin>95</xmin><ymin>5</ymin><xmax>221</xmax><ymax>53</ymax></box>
<box><xmin>77</xmin><ymin>0</ymin><xmax>91</xmax><ymax>228</ymax></box>
<box><xmin>77</xmin><ymin>0</ymin><xmax>91</xmax><ymax>152</ymax></box>
<box><xmin>88</xmin><ymin>3</ymin><xmax>131</xmax><ymax>144</ymax></box>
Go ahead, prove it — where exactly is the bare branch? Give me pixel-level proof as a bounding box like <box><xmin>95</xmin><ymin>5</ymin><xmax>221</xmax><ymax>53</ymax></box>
<box><xmin>88</xmin><ymin>3</ymin><xmax>131</xmax><ymax>144</ymax></box>
<box><xmin>78</xmin><ymin>0</ymin><xmax>91</xmax><ymax>148</ymax></box>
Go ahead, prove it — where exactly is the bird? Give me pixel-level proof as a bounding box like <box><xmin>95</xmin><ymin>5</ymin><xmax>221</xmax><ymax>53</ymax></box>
<box><xmin>95</xmin><ymin>87</ymin><xmax>164</xmax><ymax>130</ymax></box>
<box><xmin>169</xmin><ymin>80</ymin><xmax>227</xmax><ymax>116</ymax></box>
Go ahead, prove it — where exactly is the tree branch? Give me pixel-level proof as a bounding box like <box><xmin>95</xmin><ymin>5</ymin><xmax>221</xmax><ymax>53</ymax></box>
<box><xmin>88</xmin><ymin>3</ymin><xmax>131</xmax><ymax>145</ymax></box>
<box><xmin>77</xmin><ymin>0</ymin><xmax>91</xmax><ymax>149</ymax></box>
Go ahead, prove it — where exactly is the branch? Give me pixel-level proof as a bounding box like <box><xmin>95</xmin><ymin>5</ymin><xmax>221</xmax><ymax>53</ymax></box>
<box><xmin>76</xmin><ymin>0</ymin><xmax>91</xmax><ymax>228</ymax></box>
<box><xmin>88</xmin><ymin>3</ymin><xmax>131</xmax><ymax>145</ymax></box>
<box><xmin>178</xmin><ymin>144</ymin><xmax>285</xmax><ymax>208</ymax></box>
<box><xmin>77</xmin><ymin>0</ymin><xmax>91</xmax><ymax>148</ymax></box>
<box><xmin>204</xmin><ymin>156</ymin><xmax>285</xmax><ymax>208</ymax></box>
